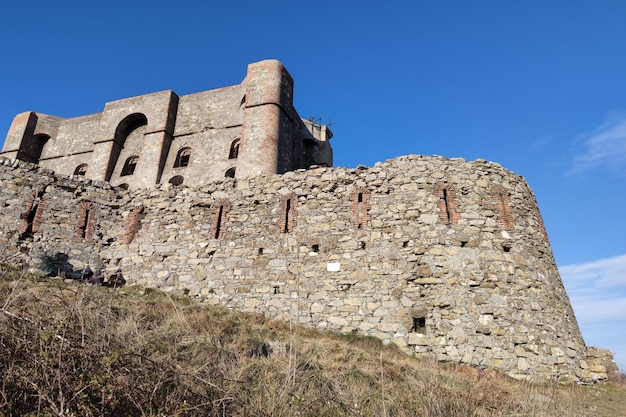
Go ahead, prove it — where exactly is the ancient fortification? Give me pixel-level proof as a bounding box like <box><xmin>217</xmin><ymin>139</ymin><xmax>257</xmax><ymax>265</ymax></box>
<box><xmin>1</xmin><ymin>60</ymin><xmax>332</xmax><ymax>189</ymax></box>
<box><xmin>0</xmin><ymin>60</ymin><xmax>616</xmax><ymax>383</ymax></box>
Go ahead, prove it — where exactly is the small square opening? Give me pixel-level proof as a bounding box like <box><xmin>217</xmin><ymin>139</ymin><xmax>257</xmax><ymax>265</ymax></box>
<box><xmin>410</xmin><ymin>317</ymin><xmax>426</xmax><ymax>333</ymax></box>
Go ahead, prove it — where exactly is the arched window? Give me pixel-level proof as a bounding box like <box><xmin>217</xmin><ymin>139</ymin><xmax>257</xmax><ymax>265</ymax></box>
<box><xmin>121</xmin><ymin>156</ymin><xmax>139</xmax><ymax>176</ymax></box>
<box><xmin>74</xmin><ymin>164</ymin><xmax>88</xmax><ymax>176</ymax></box>
<box><xmin>174</xmin><ymin>147</ymin><xmax>191</xmax><ymax>168</ymax></box>
<box><xmin>169</xmin><ymin>175</ymin><xmax>184</xmax><ymax>186</ymax></box>
<box><xmin>225</xmin><ymin>167</ymin><xmax>236</xmax><ymax>178</ymax></box>
<box><xmin>19</xmin><ymin>134</ymin><xmax>50</xmax><ymax>164</ymax></box>
<box><xmin>106</xmin><ymin>113</ymin><xmax>147</xmax><ymax>182</ymax></box>
<box><xmin>229</xmin><ymin>139</ymin><xmax>240</xmax><ymax>159</ymax></box>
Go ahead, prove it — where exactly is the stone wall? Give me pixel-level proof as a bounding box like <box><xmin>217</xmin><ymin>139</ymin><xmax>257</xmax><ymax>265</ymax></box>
<box><xmin>0</xmin><ymin>155</ymin><xmax>614</xmax><ymax>383</ymax></box>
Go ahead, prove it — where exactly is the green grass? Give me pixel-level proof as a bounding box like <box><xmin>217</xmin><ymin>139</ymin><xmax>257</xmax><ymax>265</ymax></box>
<box><xmin>0</xmin><ymin>263</ymin><xmax>623</xmax><ymax>416</ymax></box>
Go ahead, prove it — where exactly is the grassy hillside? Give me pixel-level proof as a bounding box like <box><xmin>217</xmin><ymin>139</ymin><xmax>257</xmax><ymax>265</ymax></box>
<box><xmin>0</xmin><ymin>264</ymin><xmax>623</xmax><ymax>416</ymax></box>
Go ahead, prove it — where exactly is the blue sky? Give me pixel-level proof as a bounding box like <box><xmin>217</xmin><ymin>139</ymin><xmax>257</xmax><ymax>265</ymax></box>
<box><xmin>1</xmin><ymin>1</ymin><xmax>624</xmax><ymax>371</ymax></box>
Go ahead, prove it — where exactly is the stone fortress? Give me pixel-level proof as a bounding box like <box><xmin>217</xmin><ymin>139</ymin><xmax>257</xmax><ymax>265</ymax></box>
<box><xmin>1</xmin><ymin>60</ymin><xmax>332</xmax><ymax>189</ymax></box>
<box><xmin>0</xmin><ymin>60</ymin><xmax>617</xmax><ymax>383</ymax></box>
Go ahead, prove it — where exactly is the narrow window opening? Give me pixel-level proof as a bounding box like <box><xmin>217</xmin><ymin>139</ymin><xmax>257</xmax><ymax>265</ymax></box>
<box><xmin>225</xmin><ymin>167</ymin><xmax>236</xmax><ymax>178</ymax></box>
<box><xmin>502</xmin><ymin>244</ymin><xmax>511</xmax><ymax>252</ymax></box>
<box><xmin>214</xmin><ymin>205</ymin><xmax>224</xmax><ymax>239</ymax></box>
<box><xmin>212</xmin><ymin>199</ymin><xmax>230</xmax><ymax>240</ymax></box>
<box><xmin>403</xmin><ymin>241</ymin><xmax>409</xmax><ymax>248</ymax></box>
<box><xmin>122</xmin><ymin>206</ymin><xmax>145</xmax><ymax>244</ymax></box>
<box><xmin>23</xmin><ymin>203</ymin><xmax>38</xmax><ymax>236</ymax></box>
<box><xmin>435</xmin><ymin>183</ymin><xmax>459</xmax><ymax>225</ymax></box>
<box><xmin>351</xmin><ymin>188</ymin><xmax>371</xmax><ymax>229</ymax></box>
<box><xmin>442</xmin><ymin>188</ymin><xmax>451</xmax><ymax>224</ymax></box>
<box><xmin>258</xmin><ymin>248</ymin><xmax>264</xmax><ymax>255</ymax></box>
<box><xmin>493</xmin><ymin>187</ymin><xmax>515</xmax><ymax>230</ymax></box>
<box><xmin>312</xmin><ymin>244</ymin><xmax>320</xmax><ymax>252</ymax></box>
<box><xmin>19</xmin><ymin>192</ymin><xmax>45</xmax><ymax>238</ymax></box>
<box><xmin>280</xmin><ymin>194</ymin><xmax>296</xmax><ymax>233</ymax></box>
<box><xmin>410</xmin><ymin>317</ymin><xmax>426</xmax><ymax>333</ymax></box>
<box><xmin>357</xmin><ymin>193</ymin><xmax>364</xmax><ymax>228</ymax></box>
<box><xmin>79</xmin><ymin>208</ymin><xmax>91</xmax><ymax>239</ymax></box>
<box><xmin>283</xmin><ymin>198</ymin><xmax>291</xmax><ymax>233</ymax></box>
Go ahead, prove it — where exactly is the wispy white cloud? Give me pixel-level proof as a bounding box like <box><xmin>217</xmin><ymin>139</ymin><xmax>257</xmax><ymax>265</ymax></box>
<box><xmin>569</xmin><ymin>114</ymin><xmax>626</xmax><ymax>176</ymax></box>
<box><xmin>560</xmin><ymin>254</ymin><xmax>626</xmax><ymax>290</ymax></box>
<box><xmin>560</xmin><ymin>254</ymin><xmax>626</xmax><ymax>372</ymax></box>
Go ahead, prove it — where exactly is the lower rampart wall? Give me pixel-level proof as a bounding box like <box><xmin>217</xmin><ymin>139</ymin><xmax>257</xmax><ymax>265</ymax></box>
<box><xmin>0</xmin><ymin>155</ymin><xmax>614</xmax><ymax>382</ymax></box>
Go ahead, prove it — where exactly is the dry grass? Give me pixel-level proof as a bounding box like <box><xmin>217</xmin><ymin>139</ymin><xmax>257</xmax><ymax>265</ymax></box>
<box><xmin>0</xmin><ymin>263</ymin><xmax>623</xmax><ymax>416</ymax></box>
<box><xmin>578</xmin><ymin>373</ymin><xmax>626</xmax><ymax>417</ymax></box>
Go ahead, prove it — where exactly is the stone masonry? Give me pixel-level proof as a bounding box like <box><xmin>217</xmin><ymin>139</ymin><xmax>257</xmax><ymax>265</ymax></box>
<box><xmin>0</xmin><ymin>155</ymin><xmax>617</xmax><ymax>383</ymax></box>
<box><xmin>0</xmin><ymin>60</ymin><xmax>333</xmax><ymax>189</ymax></box>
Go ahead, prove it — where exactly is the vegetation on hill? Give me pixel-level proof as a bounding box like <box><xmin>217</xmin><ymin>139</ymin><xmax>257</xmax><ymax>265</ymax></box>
<box><xmin>0</xmin><ymin>264</ymin><xmax>623</xmax><ymax>416</ymax></box>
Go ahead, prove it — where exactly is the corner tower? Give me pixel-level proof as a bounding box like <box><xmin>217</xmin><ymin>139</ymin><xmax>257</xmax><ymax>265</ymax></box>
<box><xmin>238</xmin><ymin>60</ymin><xmax>296</xmax><ymax>177</ymax></box>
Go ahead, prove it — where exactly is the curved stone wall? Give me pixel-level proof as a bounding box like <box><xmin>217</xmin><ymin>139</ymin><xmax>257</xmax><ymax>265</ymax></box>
<box><xmin>0</xmin><ymin>155</ymin><xmax>611</xmax><ymax>382</ymax></box>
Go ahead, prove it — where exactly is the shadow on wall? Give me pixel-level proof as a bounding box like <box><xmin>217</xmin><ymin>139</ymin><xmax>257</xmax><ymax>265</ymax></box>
<box><xmin>27</xmin><ymin>251</ymin><xmax>126</xmax><ymax>287</ymax></box>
